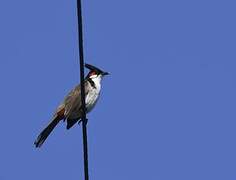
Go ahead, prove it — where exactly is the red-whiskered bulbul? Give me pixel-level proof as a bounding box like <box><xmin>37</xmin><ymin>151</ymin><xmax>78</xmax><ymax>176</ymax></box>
<box><xmin>34</xmin><ymin>63</ymin><xmax>109</xmax><ymax>148</ymax></box>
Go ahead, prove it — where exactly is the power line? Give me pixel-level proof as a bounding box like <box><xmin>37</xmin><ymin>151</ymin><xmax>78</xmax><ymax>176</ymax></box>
<box><xmin>76</xmin><ymin>0</ymin><xmax>89</xmax><ymax>180</ymax></box>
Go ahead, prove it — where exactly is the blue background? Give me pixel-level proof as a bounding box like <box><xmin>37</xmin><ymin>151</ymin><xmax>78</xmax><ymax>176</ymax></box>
<box><xmin>0</xmin><ymin>0</ymin><xmax>236</xmax><ymax>179</ymax></box>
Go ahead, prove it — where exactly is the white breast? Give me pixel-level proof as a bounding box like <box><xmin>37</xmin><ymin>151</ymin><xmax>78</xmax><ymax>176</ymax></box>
<box><xmin>85</xmin><ymin>76</ymin><xmax>102</xmax><ymax>113</ymax></box>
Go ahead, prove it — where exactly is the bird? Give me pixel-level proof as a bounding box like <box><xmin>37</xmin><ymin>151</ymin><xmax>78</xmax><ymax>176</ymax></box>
<box><xmin>34</xmin><ymin>63</ymin><xmax>109</xmax><ymax>148</ymax></box>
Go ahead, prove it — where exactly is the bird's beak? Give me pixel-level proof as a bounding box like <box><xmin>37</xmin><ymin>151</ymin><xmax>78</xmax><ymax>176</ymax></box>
<box><xmin>102</xmin><ymin>72</ymin><xmax>109</xmax><ymax>76</ymax></box>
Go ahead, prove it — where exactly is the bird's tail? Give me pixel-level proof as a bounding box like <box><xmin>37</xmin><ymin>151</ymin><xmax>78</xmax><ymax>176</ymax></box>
<box><xmin>34</xmin><ymin>116</ymin><xmax>60</xmax><ymax>148</ymax></box>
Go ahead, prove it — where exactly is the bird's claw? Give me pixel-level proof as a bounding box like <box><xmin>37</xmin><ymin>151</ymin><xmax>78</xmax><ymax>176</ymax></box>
<box><xmin>79</xmin><ymin>118</ymin><xmax>88</xmax><ymax>125</ymax></box>
<box><xmin>84</xmin><ymin>118</ymin><xmax>88</xmax><ymax>125</ymax></box>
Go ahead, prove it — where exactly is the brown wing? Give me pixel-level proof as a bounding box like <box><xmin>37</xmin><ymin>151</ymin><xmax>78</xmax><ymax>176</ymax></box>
<box><xmin>54</xmin><ymin>81</ymin><xmax>90</xmax><ymax>129</ymax></box>
<box><xmin>63</xmin><ymin>84</ymin><xmax>81</xmax><ymax>118</ymax></box>
<box><xmin>64</xmin><ymin>81</ymin><xmax>91</xmax><ymax>119</ymax></box>
<box><xmin>53</xmin><ymin>84</ymin><xmax>81</xmax><ymax>120</ymax></box>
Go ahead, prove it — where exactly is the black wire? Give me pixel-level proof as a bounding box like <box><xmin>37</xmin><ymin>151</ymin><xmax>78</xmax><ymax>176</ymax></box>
<box><xmin>76</xmin><ymin>0</ymin><xmax>89</xmax><ymax>180</ymax></box>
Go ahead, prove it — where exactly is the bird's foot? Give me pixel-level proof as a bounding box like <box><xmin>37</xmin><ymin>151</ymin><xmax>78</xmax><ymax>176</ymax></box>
<box><xmin>83</xmin><ymin>118</ymin><xmax>88</xmax><ymax>125</ymax></box>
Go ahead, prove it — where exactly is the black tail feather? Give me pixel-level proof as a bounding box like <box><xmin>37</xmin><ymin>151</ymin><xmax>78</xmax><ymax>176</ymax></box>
<box><xmin>34</xmin><ymin>117</ymin><xmax>60</xmax><ymax>148</ymax></box>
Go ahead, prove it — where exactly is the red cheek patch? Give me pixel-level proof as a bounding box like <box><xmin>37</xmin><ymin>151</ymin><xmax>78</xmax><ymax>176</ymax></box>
<box><xmin>90</xmin><ymin>71</ymin><xmax>96</xmax><ymax>76</ymax></box>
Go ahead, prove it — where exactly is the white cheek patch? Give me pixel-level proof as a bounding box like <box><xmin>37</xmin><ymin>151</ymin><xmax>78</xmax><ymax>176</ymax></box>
<box><xmin>90</xmin><ymin>74</ymin><xmax>98</xmax><ymax>79</ymax></box>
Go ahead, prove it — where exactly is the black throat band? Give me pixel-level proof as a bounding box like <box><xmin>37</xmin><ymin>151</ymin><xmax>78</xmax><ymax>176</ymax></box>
<box><xmin>88</xmin><ymin>78</ymin><xmax>96</xmax><ymax>89</ymax></box>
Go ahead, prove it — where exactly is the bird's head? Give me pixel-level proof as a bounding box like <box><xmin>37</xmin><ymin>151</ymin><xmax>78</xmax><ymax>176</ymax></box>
<box><xmin>85</xmin><ymin>63</ymin><xmax>109</xmax><ymax>80</ymax></box>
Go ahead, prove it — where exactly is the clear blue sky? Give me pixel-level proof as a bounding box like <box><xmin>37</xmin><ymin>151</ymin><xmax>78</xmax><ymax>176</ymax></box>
<box><xmin>0</xmin><ymin>0</ymin><xmax>236</xmax><ymax>179</ymax></box>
